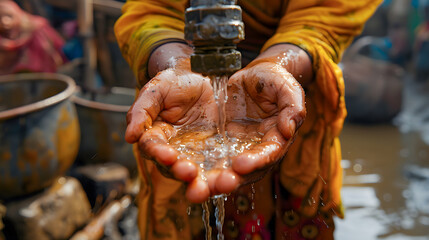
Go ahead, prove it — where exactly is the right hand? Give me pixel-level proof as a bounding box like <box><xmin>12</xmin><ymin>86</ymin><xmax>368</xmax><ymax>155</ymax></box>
<box><xmin>125</xmin><ymin>57</ymin><xmax>219</xmax><ymax>203</ymax></box>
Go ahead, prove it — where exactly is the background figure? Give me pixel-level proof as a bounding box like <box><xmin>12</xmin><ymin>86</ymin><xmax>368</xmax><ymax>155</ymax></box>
<box><xmin>0</xmin><ymin>0</ymin><xmax>67</xmax><ymax>75</ymax></box>
<box><xmin>413</xmin><ymin>0</ymin><xmax>429</xmax><ymax>83</ymax></box>
<box><xmin>342</xmin><ymin>0</ymin><xmax>414</xmax><ymax>124</ymax></box>
<box><xmin>396</xmin><ymin>0</ymin><xmax>429</xmax><ymax>145</ymax></box>
<box><xmin>338</xmin><ymin>1</ymin><xmax>429</xmax><ymax>238</ymax></box>
<box><xmin>343</xmin><ymin>0</ymin><xmax>429</xmax><ymax>124</ymax></box>
<box><xmin>395</xmin><ymin>0</ymin><xmax>429</xmax><ymax>142</ymax></box>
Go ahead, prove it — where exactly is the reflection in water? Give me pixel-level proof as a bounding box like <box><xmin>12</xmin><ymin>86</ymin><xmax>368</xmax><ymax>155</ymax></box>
<box><xmin>335</xmin><ymin>124</ymin><xmax>429</xmax><ymax>240</ymax></box>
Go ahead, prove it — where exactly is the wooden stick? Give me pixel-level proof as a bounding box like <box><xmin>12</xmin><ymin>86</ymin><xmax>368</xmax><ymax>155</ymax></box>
<box><xmin>70</xmin><ymin>195</ymin><xmax>132</xmax><ymax>240</ymax></box>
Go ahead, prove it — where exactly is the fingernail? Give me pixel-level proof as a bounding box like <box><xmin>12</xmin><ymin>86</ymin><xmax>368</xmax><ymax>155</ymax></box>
<box><xmin>289</xmin><ymin>119</ymin><xmax>296</xmax><ymax>137</ymax></box>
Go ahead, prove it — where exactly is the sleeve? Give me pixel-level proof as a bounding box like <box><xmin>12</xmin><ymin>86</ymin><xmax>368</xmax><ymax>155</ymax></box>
<box><xmin>267</xmin><ymin>0</ymin><xmax>383</xmax><ymax>218</ymax></box>
<box><xmin>261</xmin><ymin>0</ymin><xmax>383</xmax><ymax>115</ymax></box>
<box><xmin>114</xmin><ymin>0</ymin><xmax>188</xmax><ymax>88</ymax></box>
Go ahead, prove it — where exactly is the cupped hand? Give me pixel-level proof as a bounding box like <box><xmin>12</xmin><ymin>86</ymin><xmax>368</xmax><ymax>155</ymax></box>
<box><xmin>126</xmin><ymin>55</ymin><xmax>306</xmax><ymax>202</ymax></box>
<box><xmin>125</xmin><ymin>58</ymin><xmax>219</xmax><ymax>203</ymax></box>
<box><xmin>211</xmin><ymin>61</ymin><xmax>306</xmax><ymax>195</ymax></box>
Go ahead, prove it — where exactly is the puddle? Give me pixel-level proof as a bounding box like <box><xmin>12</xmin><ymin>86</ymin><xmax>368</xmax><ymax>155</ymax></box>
<box><xmin>335</xmin><ymin>124</ymin><xmax>429</xmax><ymax>239</ymax></box>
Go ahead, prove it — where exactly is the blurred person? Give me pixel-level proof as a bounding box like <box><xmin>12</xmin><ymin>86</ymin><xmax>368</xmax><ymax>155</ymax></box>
<box><xmin>342</xmin><ymin>0</ymin><xmax>413</xmax><ymax>124</ymax></box>
<box><xmin>414</xmin><ymin>0</ymin><xmax>429</xmax><ymax>83</ymax></box>
<box><xmin>115</xmin><ymin>0</ymin><xmax>381</xmax><ymax>239</ymax></box>
<box><xmin>395</xmin><ymin>0</ymin><xmax>429</xmax><ymax>145</ymax></box>
<box><xmin>0</xmin><ymin>0</ymin><xmax>67</xmax><ymax>75</ymax></box>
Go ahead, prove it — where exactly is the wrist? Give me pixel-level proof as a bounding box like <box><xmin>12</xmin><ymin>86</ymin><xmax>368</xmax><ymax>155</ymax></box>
<box><xmin>148</xmin><ymin>42</ymin><xmax>193</xmax><ymax>79</ymax></box>
<box><xmin>254</xmin><ymin>43</ymin><xmax>313</xmax><ymax>87</ymax></box>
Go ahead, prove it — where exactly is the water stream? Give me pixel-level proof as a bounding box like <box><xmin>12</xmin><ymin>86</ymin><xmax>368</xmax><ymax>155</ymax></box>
<box><xmin>168</xmin><ymin>75</ymin><xmax>262</xmax><ymax>239</ymax></box>
<box><xmin>206</xmin><ymin>75</ymin><xmax>229</xmax><ymax>240</ymax></box>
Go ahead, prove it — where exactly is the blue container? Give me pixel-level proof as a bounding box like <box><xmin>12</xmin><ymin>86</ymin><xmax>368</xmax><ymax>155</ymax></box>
<box><xmin>72</xmin><ymin>87</ymin><xmax>136</xmax><ymax>174</ymax></box>
<box><xmin>0</xmin><ymin>73</ymin><xmax>80</xmax><ymax>200</ymax></box>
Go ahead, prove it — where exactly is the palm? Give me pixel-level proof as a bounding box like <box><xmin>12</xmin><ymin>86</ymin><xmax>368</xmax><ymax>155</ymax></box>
<box><xmin>213</xmin><ymin>61</ymin><xmax>306</xmax><ymax>191</ymax></box>
<box><xmin>125</xmin><ymin>61</ymin><xmax>221</xmax><ymax>202</ymax></box>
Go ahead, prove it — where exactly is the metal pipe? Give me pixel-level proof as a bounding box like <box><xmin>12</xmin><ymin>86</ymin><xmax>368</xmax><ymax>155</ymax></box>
<box><xmin>44</xmin><ymin>0</ymin><xmax>123</xmax><ymax>17</ymax></box>
<box><xmin>184</xmin><ymin>0</ymin><xmax>244</xmax><ymax>76</ymax></box>
<box><xmin>78</xmin><ymin>0</ymin><xmax>97</xmax><ymax>93</ymax></box>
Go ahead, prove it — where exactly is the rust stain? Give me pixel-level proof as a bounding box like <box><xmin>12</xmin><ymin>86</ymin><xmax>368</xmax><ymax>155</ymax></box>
<box><xmin>40</xmin><ymin>150</ymin><xmax>54</xmax><ymax>169</ymax></box>
<box><xmin>0</xmin><ymin>176</ymin><xmax>18</xmax><ymax>197</ymax></box>
<box><xmin>18</xmin><ymin>129</ymin><xmax>48</xmax><ymax>166</ymax></box>
<box><xmin>56</xmin><ymin>105</ymin><xmax>80</xmax><ymax>174</ymax></box>
<box><xmin>111</xmin><ymin>132</ymin><xmax>121</xmax><ymax>142</ymax></box>
<box><xmin>0</xmin><ymin>151</ymin><xmax>11</xmax><ymax>162</ymax></box>
<box><xmin>17</xmin><ymin>159</ymin><xmax>26</xmax><ymax>171</ymax></box>
<box><xmin>22</xmin><ymin>148</ymin><xmax>38</xmax><ymax>166</ymax></box>
<box><xmin>22</xmin><ymin>171</ymin><xmax>42</xmax><ymax>194</ymax></box>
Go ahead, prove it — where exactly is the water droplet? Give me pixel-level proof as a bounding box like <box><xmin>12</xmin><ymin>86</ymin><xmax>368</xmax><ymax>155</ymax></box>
<box><xmin>353</xmin><ymin>163</ymin><xmax>363</xmax><ymax>173</ymax></box>
<box><xmin>402</xmin><ymin>190</ymin><xmax>411</xmax><ymax>199</ymax></box>
<box><xmin>57</xmin><ymin>177</ymin><xmax>66</xmax><ymax>184</ymax></box>
<box><xmin>419</xmin><ymin>216</ymin><xmax>429</xmax><ymax>226</ymax></box>
<box><xmin>400</xmin><ymin>148</ymin><xmax>410</xmax><ymax>158</ymax></box>
<box><xmin>383</xmin><ymin>193</ymin><xmax>392</xmax><ymax>202</ymax></box>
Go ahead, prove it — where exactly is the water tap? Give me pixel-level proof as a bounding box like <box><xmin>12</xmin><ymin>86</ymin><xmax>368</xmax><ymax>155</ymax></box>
<box><xmin>185</xmin><ymin>0</ymin><xmax>245</xmax><ymax>76</ymax></box>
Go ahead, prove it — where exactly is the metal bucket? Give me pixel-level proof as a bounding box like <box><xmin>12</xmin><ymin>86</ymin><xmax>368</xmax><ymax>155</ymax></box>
<box><xmin>72</xmin><ymin>87</ymin><xmax>136</xmax><ymax>174</ymax></box>
<box><xmin>0</xmin><ymin>73</ymin><xmax>80</xmax><ymax>200</ymax></box>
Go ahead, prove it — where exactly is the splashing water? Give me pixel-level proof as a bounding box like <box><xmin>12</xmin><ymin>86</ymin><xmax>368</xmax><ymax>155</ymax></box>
<box><xmin>277</xmin><ymin>49</ymin><xmax>299</xmax><ymax>68</ymax></box>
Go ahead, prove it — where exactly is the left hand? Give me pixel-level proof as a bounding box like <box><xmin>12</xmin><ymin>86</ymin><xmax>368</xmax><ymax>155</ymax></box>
<box><xmin>209</xmin><ymin>60</ymin><xmax>306</xmax><ymax>195</ymax></box>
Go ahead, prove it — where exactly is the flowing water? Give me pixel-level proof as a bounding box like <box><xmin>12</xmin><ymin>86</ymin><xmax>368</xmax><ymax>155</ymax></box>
<box><xmin>213</xmin><ymin>195</ymin><xmax>226</xmax><ymax>240</ymax></box>
<box><xmin>168</xmin><ymin>75</ymin><xmax>263</xmax><ymax>239</ymax></box>
<box><xmin>206</xmin><ymin>75</ymin><xmax>228</xmax><ymax>240</ymax></box>
<box><xmin>211</xmin><ymin>75</ymin><xmax>228</xmax><ymax>140</ymax></box>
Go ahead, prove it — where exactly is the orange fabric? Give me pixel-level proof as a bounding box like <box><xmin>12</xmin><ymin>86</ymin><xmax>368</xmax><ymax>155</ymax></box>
<box><xmin>115</xmin><ymin>0</ymin><xmax>382</xmax><ymax>239</ymax></box>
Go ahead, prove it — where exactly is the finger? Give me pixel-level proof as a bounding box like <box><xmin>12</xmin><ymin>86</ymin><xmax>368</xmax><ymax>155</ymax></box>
<box><xmin>125</xmin><ymin>80</ymin><xmax>164</xmax><ymax>143</ymax></box>
<box><xmin>231</xmin><ymin>127</ymin><xmax>287</xmax><ymax>175</ymax></box>
<box><xmin>277</xmin><ymin>117</ymin><xmax>297</xmax><ymax>140</ymax></box>
<box><xmin>186</xmin><ymin>176</ymin><xmax>210</xmax><ymax>203</ymax></box>
<box><xmin>231</xmin><ymin>141</ymin><xmax>282</xmax><ymax>175</ymax></box>
<box><xmin>276</xmin><ymin>71</ymin><xmax>306</xmax><ymax>140</ymax></box>
<box><xmin>171</xmin><ymin>160</ymin><xmax>198</xmax><ymax>182</ymax></box>
<box><xmin>206</xmin><ymin>169</ymin><xmax>221</xmax><ymax>196</ymax></box>
<box><xmin>214</xmin><ymin>170</ymin><xmax>240</xmax><ymax>194</ymax></box>
<box><xmin>139</xmin><ymin>123</ymin><xmax>178</xmax><ymax>166</ymax></box>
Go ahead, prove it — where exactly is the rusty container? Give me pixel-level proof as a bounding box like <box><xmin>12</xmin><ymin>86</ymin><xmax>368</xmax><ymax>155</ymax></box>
<box><xmin>0</xmin><ymin>73</ymin><xmax>80</xmax><ymax>200</ymax></box>
<box><xmin>72</xmin><ymin>87</ymin><xmax>136</xmax><ymax>174</ymax></box>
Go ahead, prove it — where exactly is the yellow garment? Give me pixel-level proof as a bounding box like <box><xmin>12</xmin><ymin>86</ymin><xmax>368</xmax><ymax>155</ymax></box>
<box><xmin>115</xmin><ymin>0</ymin><xmax>382</xmax><ymax>239</ymax></box>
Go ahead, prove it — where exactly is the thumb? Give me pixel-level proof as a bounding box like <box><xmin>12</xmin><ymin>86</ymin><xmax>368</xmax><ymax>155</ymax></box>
<box><xmin>277</xmin><ymin>75</ymin><xmax>306</xmax><ymax>140</ymax></box>
<box><xmin>125</xmin><ymin>79</ymin><xmax>164</xmax><ymax>143</ymax></box>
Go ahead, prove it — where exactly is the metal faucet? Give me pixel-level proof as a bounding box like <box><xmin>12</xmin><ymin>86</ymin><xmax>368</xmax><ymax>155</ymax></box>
<box><xmin>184</xmin><ymin>0</ymin><xmax>245</xmax><ymax>76</ymax></box>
